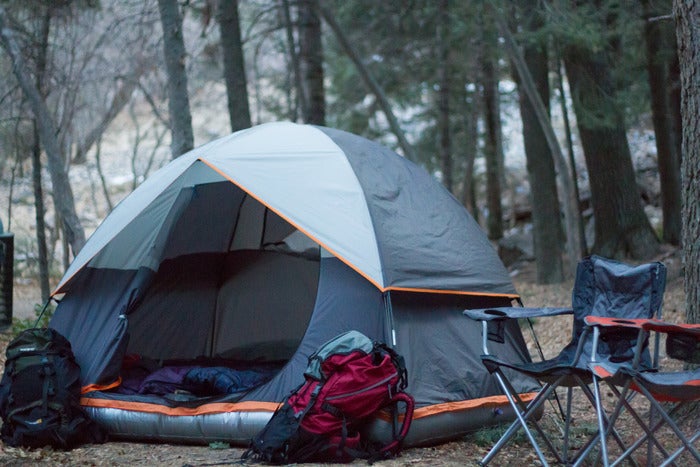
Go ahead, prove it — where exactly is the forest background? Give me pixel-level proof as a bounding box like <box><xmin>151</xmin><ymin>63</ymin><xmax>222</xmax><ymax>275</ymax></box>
<box><xmin>0</xmin><ymin>0</ymin><xmax>699</xmax><ymax>328</ymax></box>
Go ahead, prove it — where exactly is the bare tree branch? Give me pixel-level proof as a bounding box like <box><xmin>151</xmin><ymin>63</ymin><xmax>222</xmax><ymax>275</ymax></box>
<box><xmin>73</xmin><ymin>71</ymin><xmax>143</xmax><ymax>164</ymax></box>
<box><xmin>316</xmin><ymin>4</ymin><xmax>417</xmax><ymax>162</ymax></box>
<box><xmin>491</xmin><ymin>2</ymin><xmax>582</xmax><ymax>273</ymax></box>
<box><xmin>0</xmin><ymin>5</ymin><xmax>86</xmax><ymax>254</ymax></box>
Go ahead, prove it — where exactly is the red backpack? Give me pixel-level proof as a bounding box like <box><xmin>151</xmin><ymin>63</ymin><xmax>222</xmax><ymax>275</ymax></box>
<box><xmin>244</xmin><ymin>331</ymin><xmax>414</xmax><ymax>464</ymax></box>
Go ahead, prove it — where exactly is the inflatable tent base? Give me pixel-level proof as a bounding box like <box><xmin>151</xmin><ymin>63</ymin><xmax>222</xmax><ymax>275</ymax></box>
<box><xmin>82</xmin><ymin>394</ymin><xmax>538</xmax><ymax>447</ymax></box>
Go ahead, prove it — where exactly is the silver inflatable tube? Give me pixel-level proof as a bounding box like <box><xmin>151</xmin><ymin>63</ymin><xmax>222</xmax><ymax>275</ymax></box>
<box><xmin>85</xmin><ymin>407</ymin><xmax>274</xmax><ymax>445</ymax></box>
<box><xmin>86</xmin><ymin>399</ymin><xmax>535</xmax><ymax>447</ymax></box>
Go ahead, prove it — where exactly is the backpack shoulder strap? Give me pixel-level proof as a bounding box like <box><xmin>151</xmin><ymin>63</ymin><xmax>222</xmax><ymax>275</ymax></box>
<box><xmin>377</xmin><ymin>391</ymin><xmax>415</xmax><ymax>458</ymax></box>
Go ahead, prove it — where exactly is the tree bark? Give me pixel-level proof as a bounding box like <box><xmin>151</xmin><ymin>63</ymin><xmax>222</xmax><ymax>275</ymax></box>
<box><xmin>158</xmin><ymin>0</ymin><xmax>194</xmax><ymax>158</ymax></box>
<box><xmin>495</xmin><ymin>8</ymin><xmax>582</xmax><ymax>275</ymax></box>
<box><xmin>555</xmin><ymin>52</ymin><xmax>588</xmax><ymax>257</ymax></box>
<box><xmin>437</xmin><ymin>0</ymin><xmax>452</xmax><ymax>192</ymax></box>
<box><xmin>669</xmin><ymin>39</ymin><xmax>684</xmax><ymax>165</ymax></box>
<box><xmin>32</xmin><ymin>8</ymin><xmax>51</xmax><ymax>302</ymax></box>
<box><xmin>514</xmin><ymin>2</ymin><xmax>564</xmax><ymax>284</ymax></box>
<box><xmin>94</xmin><ymin>138</ymin><xmax>113</xmax><ymax>213</ymax></box>
<box><xmin>298</xmin><ymin>0</ymin><xmax>325</xmax><ymax>125</ymax></box>
<box><xmin>644</xmin><ymin>1</ymin><xmax>682</xmax><ymax>245</ymax></box>
<box><xmin>218</xmin><ymin>0</ymin><xmax>251</xmax><ymax>132</ymax></box>
<box><xmin>563</xmin><ymin>44</ymin><xmax>659</xmax><ymax>259</ymax></box>
<box><xmin>32</xmin><ymin>124</ymin><xmax>50</xmax><ymax>301</ymax></box>
<box><xmin>481</xmin><ymin>8</ymin><xmax>503</xmax><ymax>241</ymax></box>
<box><xmin>72</xmin><ymin>68</ymin><xmax>144</xmax><ymax>164</ymax></box>
<box><xmin>317</xmin><ymin>4</ymin><xmax>417</xmax><ymax>162</ymax></box>
<box><xmin>673</xmin><ymin>0</ymin><xmax>700</xmax><ymax>324</ymax></box>
<box><xmin>482</xmin><ymin>61</ymin><xmax>503</xmax><ymax>240</ymax></box>
<box><xmin>281</xmin><ymin>0</ymin><xmax>304</xmax><ymax>121</ymax></box>
<box><xmin>459</xmin><ymin>84</ymin><xmax>479</xmax><ymax>222</ymax></box>
<box><xmin>0</xmin><ymin>5</ymin><xmax>86</xmax><ymax>255</ymax></box>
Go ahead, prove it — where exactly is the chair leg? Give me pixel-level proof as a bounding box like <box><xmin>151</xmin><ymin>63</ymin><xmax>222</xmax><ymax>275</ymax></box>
<box><xmin>659</xmin><ymin>431</ymin><xmax>700</xmax><ymax>467</ymax></box>
<box><xmin>563</xmin><ymin>386</ymin><xmax>573</xmax><ymax>462</ymax></box>
<box><xmin>593</xmin><ymin>379</ymin><xmax>644</xmax><ymax>467</ymax></box>
<box><xmin>479</xmin><ymin>371</ymin><xmax>559</xmax><ymax>466</ymax></box>
<box><xmin>647</xmin><ymin>404</ymin><xmax>655</xmax><ymax>467</ymax></box>
<box><xmin>572</xmin><ymin>378</ymin><xmax>637</xmax><ymax>467</ymax></box>
<box><xmin>592</xmin><ymin>375</ymin><xmax>610</xmax><ymax>467</ymax></box>
<box><xmin>611</xmin><ymin>408</ymin><xmax>674</xmax><ymax>467</ymax></box>
<box><xmin>605</xmin><ymin>386</ymin><xmax>684</xmax><ymax>466</ymax></box>
<box><xmin>633</xmin><ymin>384</ymin><xmax>700</xmax><ymax>463</ymax></box>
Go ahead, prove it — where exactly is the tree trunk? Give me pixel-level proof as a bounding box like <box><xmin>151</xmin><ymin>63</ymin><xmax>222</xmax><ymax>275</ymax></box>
<box><xmin>298</xmin><ymin>0</ymin><xmax>325</xmax><ymax>125</ymax></box>
<box><xmin>158</xmin><ymin>0</ymin><xmax>194</xmax><ymax>158</ymax></box>
<box><xmin>555</xmin><ymin>52</ymin><xmax>588</xmax><ymax>257</ymax></box>
<box><xmin>94</xmin><ymin>138</ymin><xmax>114</xmax><ymax>213</ymax></box>
<box><xmin>669</xmin><ymin>39</ymin><xmax>684</xmax><ymax>165</ymax></box>
<box><xmin>644</xmin><ymin>1</ymin><xmax>682</xmax><ymax>245</ymax></box>
<box><xmin>496</xmin><ymin>9</ymin><xmax>582</xmax><ymax>275</ymax></box>
<box><xmin>514</xmin><ymin>3</ymin><xmax>564</xmax><ymax>284</ymax></box>
<box><xmin>437</xmin><ymin>0</ymin><xmax>452</xmax><ymax>192</ymax></box>
<box><xmin>281</xmin><ymin>0</ymin><xmax>304</xmax><ymax>121</ymax></box>
<box><xmin>31</xmin><ymin>125</ymin><xmax>50</xmax><ymax>301</ymax></box>
<box><xmin>0</xmin><ymin>5</ymin><xmax>86</xmax><ymax>255</ymax></box>
<box><xmin>317</xmin><ymin>4</ymin><xmax>417</xmax><ymax>162</ymax></box>
<box><xmin>218</xmin><ymin>0</ymin><xmax>251</xmax><ymax>132</ymax></box>
<box><xmin>481</xmin><ymin>10</ymin><xmax>503</xmax><ymax>240</ymax></box>
<box><xmin>32</xmin><ymin>8</ymin><xmax>51</xmax><ymax>302</ymax></box>
<box><xmin>459</xmin><ymin>84</ymin><xmax>479</xmax><ymax>222</ymax></box>
<box><xmin>673</xmin><ymin>0</ymin><xmax>700</xmax><ymax>324</ymax></box>
<box><xmin>563</xmin><ymin>44</ymin><xmax>659</xmax><ymax>259</ymax></box>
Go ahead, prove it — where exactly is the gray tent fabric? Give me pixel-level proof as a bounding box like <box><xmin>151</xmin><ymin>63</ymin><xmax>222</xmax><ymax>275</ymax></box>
<box><xmin>54</xmin><ymin>122</ymin><xmax>515</xmax><ymax>296</ymax></box>
<box><xmin>242</xmin><ymin>256</ymin><xmax>385</xmax><ymax>403</ymax></box>
<box><xmin>51</xmin><ymin>267</ymin><xmax>137</xmax><ymax>388</ymax></box>
<box><xmin>318</xmin><ymin>126</ymin><xmax>514</xmax><ymax>293</ymax></box>
<box><xmin>390</xmin><ymin>292</ymin><xmax>529</xmax><ymax>407</ymax></box>
<box><xmin>49</xmin><ymin>122</ymin><xmax>535</xmax><ymax>446</ymax></box>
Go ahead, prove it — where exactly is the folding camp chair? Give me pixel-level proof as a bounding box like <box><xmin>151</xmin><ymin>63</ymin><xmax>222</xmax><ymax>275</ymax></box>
<box><xmin>587</xmin><ymin>316</ymin><xmax>700</xmax><ymax>466</ymax></box>
<box><xmin>464</xmin><ymin>255</ymin><xmax>666</xmax><ymax>466</ymax></box>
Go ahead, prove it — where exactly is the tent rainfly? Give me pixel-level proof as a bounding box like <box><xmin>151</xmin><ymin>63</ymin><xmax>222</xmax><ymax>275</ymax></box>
<box><xmin>50</xmin><ymin>122</ymin><xmax>537</xmax><ymax>446</ymax></box>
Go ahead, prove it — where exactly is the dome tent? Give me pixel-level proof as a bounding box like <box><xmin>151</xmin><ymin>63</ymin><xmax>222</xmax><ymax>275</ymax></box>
<box><xmin>50</xmin><ymin>122</ymin><xmax>536</xmax><ymax>446</ymax></box>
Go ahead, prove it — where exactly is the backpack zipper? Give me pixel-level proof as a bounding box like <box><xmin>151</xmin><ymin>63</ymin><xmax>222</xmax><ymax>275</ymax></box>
<box><xmin>324</xmin><ymin>372</ymin><xmax>397</xmax><ymax>401</ymax></box>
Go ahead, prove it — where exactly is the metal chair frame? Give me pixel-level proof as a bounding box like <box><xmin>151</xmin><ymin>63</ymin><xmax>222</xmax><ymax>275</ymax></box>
<box><xmin>587</xmin><ymin>317</ymin><xmax>700</xmax><ymax>467</ymax></box>
<box><xmin>464</xmin><ymin>256</ymin><xmax>667</xmax><ymax>467</ymax></box>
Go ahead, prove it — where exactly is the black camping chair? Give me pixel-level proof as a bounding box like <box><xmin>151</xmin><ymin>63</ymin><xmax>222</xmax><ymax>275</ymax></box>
<box><xmin>586</xmin><ymin>316</ymin><xmax>700</xmax><ymax>466</ymax></box>
<box><xmin>464</xmin><ymin>255</ymin><xmax>666</xmax><ymax>466</ymax></box>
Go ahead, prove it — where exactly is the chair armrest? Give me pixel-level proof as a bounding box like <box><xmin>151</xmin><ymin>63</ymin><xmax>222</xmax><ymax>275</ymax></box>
<box><xmin>464</xmin><ymin>306</ymin><xmax>573</xmax><ymax>322</ymax></box>
<box><xmin>585</xmin><ymin>317</ymin><xmax>700</xmax><ymax>340</ymax></box>
<box><xmin>641</xmin><ymin>320</ymin><xmax>700</xmax><ymax>339</ymax></box>
<box><xmin>584</xmin><ymin>316</ymin><xmax>648</xmax><ymax>330</ymax></box>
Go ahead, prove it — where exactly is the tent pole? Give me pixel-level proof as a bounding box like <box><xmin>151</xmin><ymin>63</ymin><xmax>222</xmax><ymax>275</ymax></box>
<box><xmin>383</xmin><ymin>290</ymin><xmax>400</xmax><ymax>440</ymax></box>
<box><xmin>383</xmin><ymin>291</ymin><xmax>396</xmax><ymax>347</ymax></box>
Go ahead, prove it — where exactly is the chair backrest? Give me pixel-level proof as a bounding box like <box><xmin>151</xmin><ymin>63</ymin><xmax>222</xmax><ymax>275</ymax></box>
<box><xmin>562</xmin><ymin>256</ymin><xmax>666</xmax><ymax>367</ymax></box>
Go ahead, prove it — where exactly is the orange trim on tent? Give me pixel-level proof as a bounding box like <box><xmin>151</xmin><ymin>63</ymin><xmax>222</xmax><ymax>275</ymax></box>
<box><xmin>414</xmin><ymin>393</ymin><xmax>538</xmax><ymax>419</ymax></box>
<box><xmin>80</xmin><ymin>398</ymin><xmax>282</xmax><ymax>416</ymax></box>
<box><xmin>386</xmin><ymin>286</ymin><xmax>519</xmax><ymax>299</ymax></box>
<box><xmin>374</xmin><ymin>393</ymin><xmax>539</xmax><ymax>421</ymax></box>
<box><xmin>80</xmin><ymin>394</ymin><xmax>537</xmax><ymax>419</ymax></box>
<box><xmin>199</xmin><ymin>158</ymin><xmax>520</xmax><ymax>301</ymax></box>
<box><xmin>199</xmin><ymin>158</ymin><xmax>385</xmax><ymax>290</ymax></box>
<box><xmin>51</xmin><ymin>156</ymin><xmax>520</xmax><ymax>301</ymax></box>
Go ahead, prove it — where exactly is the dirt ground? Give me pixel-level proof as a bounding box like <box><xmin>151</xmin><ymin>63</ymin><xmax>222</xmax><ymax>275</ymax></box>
<box><xmin>0</xmin><ymin>252</ymin><xmax>696</xmax><ymax>466</ymax></box>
